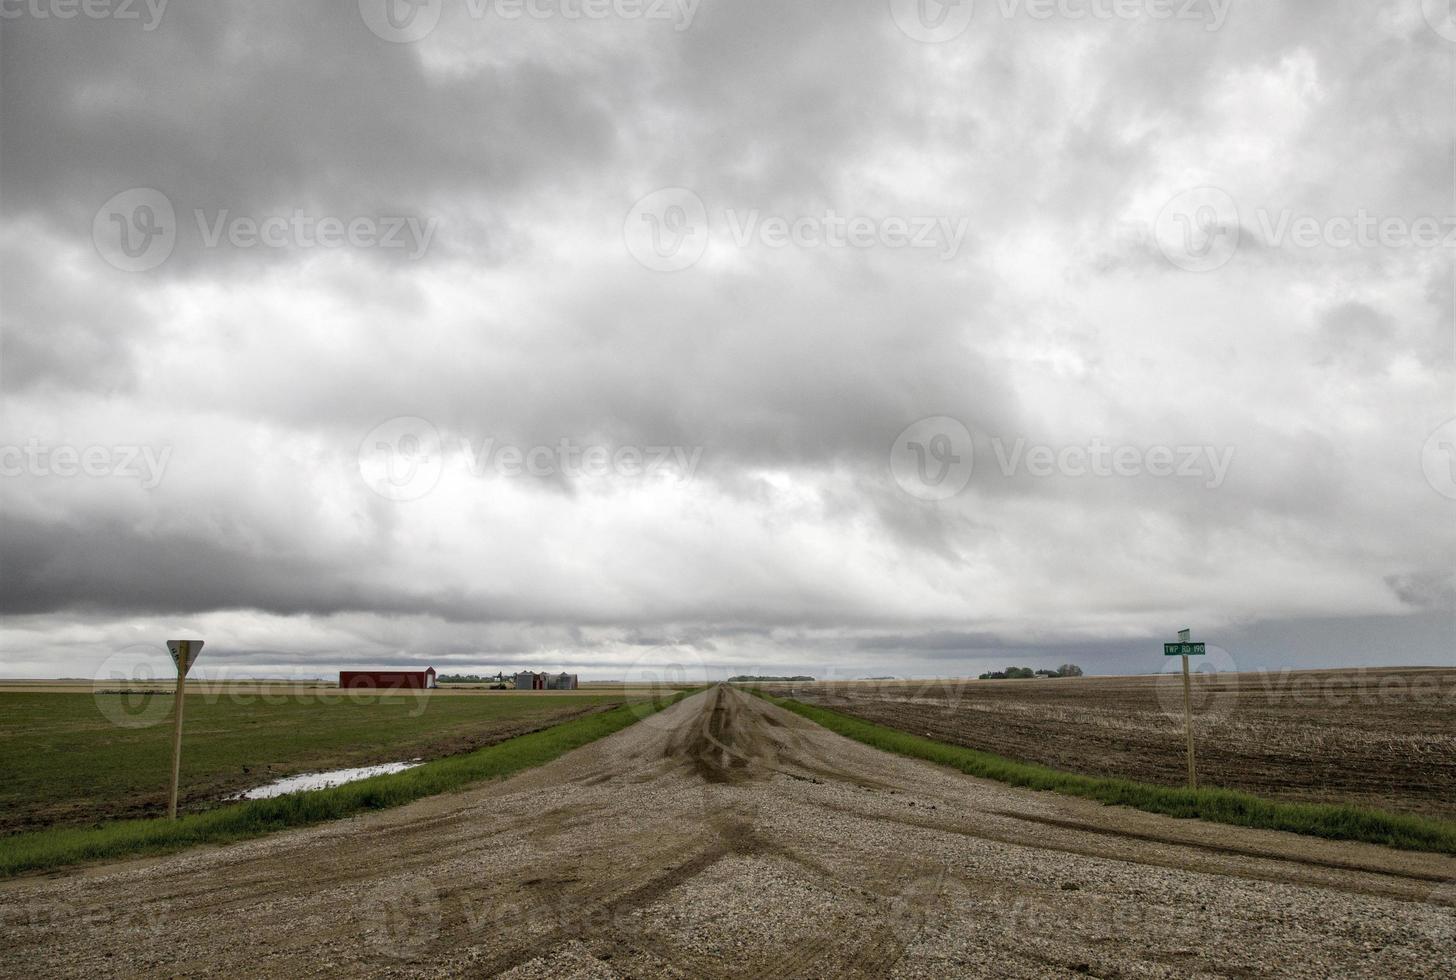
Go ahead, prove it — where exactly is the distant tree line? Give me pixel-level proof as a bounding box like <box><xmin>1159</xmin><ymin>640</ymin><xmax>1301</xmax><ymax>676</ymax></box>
<box><xmin>728</xmin><ymin>675</ymin><xmax>815</xmax><ymax>682</ymax></box>
<box><xmin>979</xmin><ymin>664</ymin><xmax>1083</xmax><ymax>680</ymax></box>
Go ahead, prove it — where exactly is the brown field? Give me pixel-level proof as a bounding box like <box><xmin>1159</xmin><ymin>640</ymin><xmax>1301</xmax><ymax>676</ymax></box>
<box><xmin>762</xmin><ymin>668</ymin><xmax>1456</xmax><ymax>821</ymax></box>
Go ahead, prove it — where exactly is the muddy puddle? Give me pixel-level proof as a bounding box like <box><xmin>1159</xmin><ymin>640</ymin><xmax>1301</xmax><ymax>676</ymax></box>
<box><xmin>229</xmin><ymin>760</ymin><xmax>423</xmax><ymax>800</ymax></box>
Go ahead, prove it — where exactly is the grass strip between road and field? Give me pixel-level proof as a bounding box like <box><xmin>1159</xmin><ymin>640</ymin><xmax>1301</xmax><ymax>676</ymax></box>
<box><xmin>754</xmin><ymin>691</ymin><xmax>1456</xmax><ymax>855</ymax></box>
<box><xmin>0</xmin><ymin>691</ymin><xmax>694</xmax><ymax>879</ymax></box>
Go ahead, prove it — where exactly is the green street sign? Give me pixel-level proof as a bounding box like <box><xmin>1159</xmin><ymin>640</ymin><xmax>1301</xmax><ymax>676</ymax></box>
<box><xmin>1164</xmin><ymin>642</ymin><xmax>1206</xmax><ymax>656</ymax></box>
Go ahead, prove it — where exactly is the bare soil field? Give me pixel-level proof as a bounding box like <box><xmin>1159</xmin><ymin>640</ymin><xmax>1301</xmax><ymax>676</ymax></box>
<box><xmin>764</xmin><ymin>668</ymin><xmax>1456</xmax><ymax>821</ymax></box>
<box><xmin>2</xmin><ymin>687</ymin><xmax>1453</xmax><ymax>978</ymax></box>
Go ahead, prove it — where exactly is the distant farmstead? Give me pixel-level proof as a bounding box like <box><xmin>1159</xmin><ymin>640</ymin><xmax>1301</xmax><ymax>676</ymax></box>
<box><xmin>513</xmin><ymin>671</ymin><xmax>579</xmax><ymax>690</ymax></box>
<box><xmin>339</xmin><ymin>668</ymin><xmax>437</xmax><ymax>690</ymax></box>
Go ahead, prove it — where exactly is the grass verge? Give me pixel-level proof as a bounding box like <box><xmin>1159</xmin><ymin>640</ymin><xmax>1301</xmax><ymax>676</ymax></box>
<box><xmin>0</xmin><ymin>692</ymin><xmax>693</xmax><ymax>878</ymax></box>
<box><xmin>755</xmin><ymin>691</ymin><xmax>1456</xmax><ymax>855</ymax></box>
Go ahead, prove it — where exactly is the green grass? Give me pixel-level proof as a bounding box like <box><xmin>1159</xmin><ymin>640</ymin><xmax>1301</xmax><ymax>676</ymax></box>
<box><xmin>0</xmin><ymin>692</ymin><xmax>691</xmax><ymax>878</ymax></box>
<box><xmin>756</xmin><ymin>692</ymin><xmax>1456</xmax><ymax>855</ymax></box>
<box><xmin>0</xmin><ymin>689</ymin><xmax>631</xmax><ymax>832</ymax></box>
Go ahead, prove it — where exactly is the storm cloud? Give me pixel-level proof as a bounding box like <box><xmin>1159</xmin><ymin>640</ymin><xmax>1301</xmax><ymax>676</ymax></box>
<box><xmin>1</xmin><ymin>0</ymin><xmax>1452</xmax><ymax>680</ymax></box>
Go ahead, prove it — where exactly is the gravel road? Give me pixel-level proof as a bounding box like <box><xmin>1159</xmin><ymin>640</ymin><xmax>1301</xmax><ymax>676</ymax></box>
<box><xmin>3</xmin><ymin>686</ymin><xmax>1452</xmax><ymax>978</ymax></box>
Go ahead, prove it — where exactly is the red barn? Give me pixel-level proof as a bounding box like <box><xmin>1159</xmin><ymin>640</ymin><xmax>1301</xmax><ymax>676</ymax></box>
<box><xmin>339</xmin><ymin>667</ymin><xmax>437</xmax><ymax>690</ymax></box>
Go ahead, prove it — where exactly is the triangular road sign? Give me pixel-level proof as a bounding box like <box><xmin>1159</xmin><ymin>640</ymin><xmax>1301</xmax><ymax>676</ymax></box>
<box><xmin>167</xmin><ymin>639</ymin><xmax>205</xmax><ymax>677</ymax></box>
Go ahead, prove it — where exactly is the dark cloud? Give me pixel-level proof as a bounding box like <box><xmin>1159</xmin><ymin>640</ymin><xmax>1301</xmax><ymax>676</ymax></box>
<box><xmin>0</xmin><ymin>0</ymin><xmax>1451</xmax><ymax>677</ymax></box>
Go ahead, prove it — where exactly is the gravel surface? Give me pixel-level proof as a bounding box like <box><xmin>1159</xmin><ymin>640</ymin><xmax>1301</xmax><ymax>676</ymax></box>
<box><xmin>2</xmin><ymin>686</ymin><xmax>1452</xmax><ymax>978</ymax></box>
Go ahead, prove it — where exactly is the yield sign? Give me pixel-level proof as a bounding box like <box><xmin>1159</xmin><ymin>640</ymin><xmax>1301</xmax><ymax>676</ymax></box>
<box><xmin>167</xmin><ymin>639</ymin><xmax>205</xmax><ymax>677</ymax></box>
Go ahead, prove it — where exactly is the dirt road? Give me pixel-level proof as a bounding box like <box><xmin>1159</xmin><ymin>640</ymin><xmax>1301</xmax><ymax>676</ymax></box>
<box><xmin>3</xmin><ymin>686</ymin><xmax>1453</xmax><ymax>978</ymax></box>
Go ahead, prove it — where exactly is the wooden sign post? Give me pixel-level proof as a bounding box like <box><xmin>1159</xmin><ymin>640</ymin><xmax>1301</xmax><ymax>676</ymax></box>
<box><xmin>1164</xmin><ymin>628</ymin><xmax>1205</xmax><ymax>790</ymax></box>
<box><xmin>165</xmin><ymin>639</ymin><xmax>204</xmax><ymax>820</ymax></box>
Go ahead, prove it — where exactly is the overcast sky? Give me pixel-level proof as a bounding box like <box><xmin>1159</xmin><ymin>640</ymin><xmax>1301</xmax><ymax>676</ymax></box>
<box><xmin>1</xmin><ymin>1</ymin><xmax>1453</xmax><ymax>682</ymax></box>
